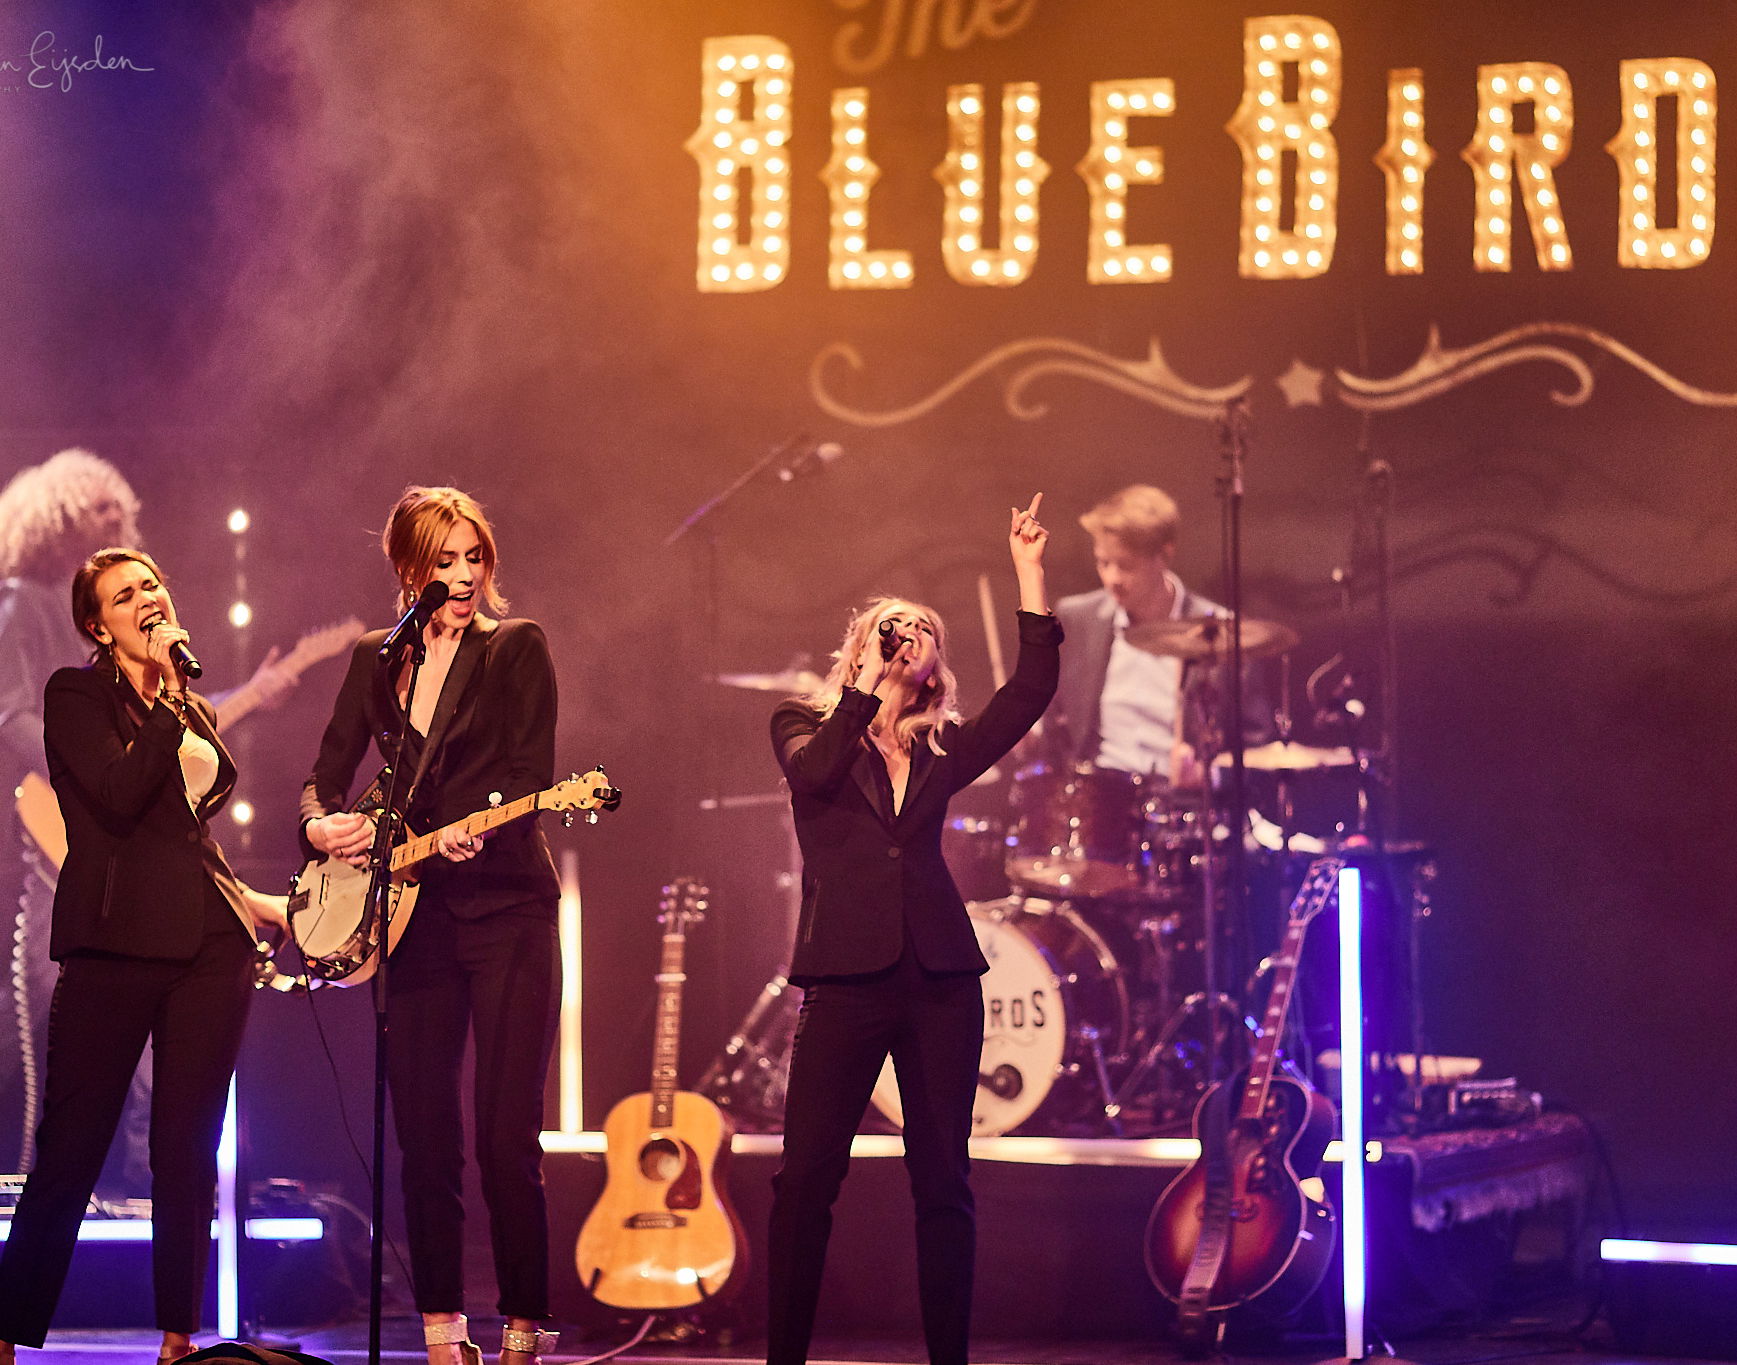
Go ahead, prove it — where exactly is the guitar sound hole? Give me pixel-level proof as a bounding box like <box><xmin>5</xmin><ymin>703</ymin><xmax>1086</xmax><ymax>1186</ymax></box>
<box><xmin>639</xmin><ymin>1137</ymin><xmax>685</xmax><ymax>1182</ymax></box>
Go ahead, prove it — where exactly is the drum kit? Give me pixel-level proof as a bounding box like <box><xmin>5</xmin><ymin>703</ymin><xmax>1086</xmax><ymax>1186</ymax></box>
<box><xmin>697</xmin><ymin>616</ymin><xmax>1376</xmax><ymax>1141</ymax></box>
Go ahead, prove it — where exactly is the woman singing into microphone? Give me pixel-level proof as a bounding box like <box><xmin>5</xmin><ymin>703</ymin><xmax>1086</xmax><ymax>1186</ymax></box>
<box><xmin>766</xmin><ymin>496</ymin><xmax>1057</xmax><ymax>1365</ymax></box>
<box><xmin>0</xmin><ymin>548</ymin><xmax>286</xmax><ymax>1359</ymax></box>
<box><xmin>300</xmin><ymin>487</ymin><xmax>560</xmax><ymax>1365</ymax></box>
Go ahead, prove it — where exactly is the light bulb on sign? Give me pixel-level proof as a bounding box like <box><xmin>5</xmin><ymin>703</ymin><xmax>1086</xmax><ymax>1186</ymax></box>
<box><xmin>1078</xmin><ymin>77</ymin><xmax>1174</xmax><ymax>284</ymax></box>
<box><xmin>1605</xmin><ymin>58</ymin><xmax>1716</xmax><ymax>269</ymax></box>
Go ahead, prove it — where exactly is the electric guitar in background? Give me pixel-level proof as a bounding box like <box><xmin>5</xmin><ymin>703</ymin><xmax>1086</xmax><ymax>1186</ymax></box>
<box><xmin>1144</xmin><ymin>856</ymin><xmax>1345</xmax><ymax>1345</ymax></box>
<box><xmin>13</xmin><ymin>617</ymin><xmax>366</xmax><ymax>871</ymax></box>
<box><xmin>576</xmin><ymin>878</ymin><xmax>747</xmax><ymax>1312</ymax></box>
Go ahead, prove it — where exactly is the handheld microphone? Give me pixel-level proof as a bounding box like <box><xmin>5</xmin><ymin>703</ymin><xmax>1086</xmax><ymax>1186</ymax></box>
<box><xmin>146</xmin><ymin>622</ymin><xmax>202</xmax><ymax>680</ymax></box>
<box><xmin>378</xmin><ymin>580</ymin><xmax>451</xmax><ymax>661</ymax></box>
<box><xmin>878</xmin><ymin>618</ymin><xmax>900</xmax><ymax>661</ymax></box>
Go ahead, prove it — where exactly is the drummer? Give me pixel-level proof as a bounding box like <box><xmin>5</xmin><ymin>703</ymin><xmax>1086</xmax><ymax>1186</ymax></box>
<box><xmin>1048</xmin><ymin>484</ymin><xmax>1249</xmax><ymax>787</ymax></box>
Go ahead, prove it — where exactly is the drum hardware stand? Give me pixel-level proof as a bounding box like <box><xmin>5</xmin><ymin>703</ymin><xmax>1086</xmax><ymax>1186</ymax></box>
<box><xmin>1101</xmin><ymin>991</ymin><xmax>1250</xmax><ymax>1132</ymax></box>
<box><xmin>1079</xmin><ymin>1022</ymin><xmax>1118</xmax><ymax>1124</ymax></box>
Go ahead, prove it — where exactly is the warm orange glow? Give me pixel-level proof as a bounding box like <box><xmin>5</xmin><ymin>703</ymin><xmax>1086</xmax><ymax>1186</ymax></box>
<box><xmin>1606</xmin><ymin>59</ymin><xmax>1715</xmax><ymax>269</ymax></box>
<box><xmin>1226</xmin><ymin>16</ymin><xmax>1342</xmax><ymax>279</ymax></box>
<box><xmin>687</xmin><ymin>36</ymin><xmax>793</xmax><ymax>293</ymax></box>
<box><xmin>1078</xmin><ymin>79</ymin><xmax>1174</xmax><ymax>283</ymax></box>
<box><xmin>937</xmin><ymin>83</ymin><xmax>1049</xmax><ymax>287</ymax></box>
<box><xmin>823</xmin><ymin>87</ymin><xmax>914</xmax><ymax>289</ymax></box>
<box><xmin>1463</xmin><ymin>63</ymin><xmax>1574</xmax><ymax>272</ymax></box>
<box><xmin>1374</xmin><ymin>69</ymin><xmax>1432</xmax><ymax>276</ymax></box>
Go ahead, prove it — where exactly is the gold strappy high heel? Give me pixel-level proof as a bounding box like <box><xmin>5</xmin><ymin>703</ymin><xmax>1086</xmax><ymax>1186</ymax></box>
<box><xmin>424</xmin><ymin>1316</ymin><xmax>482</xmax><ymax>1365</ymax></box>
<box><xmin>499</xmin><ymin>1325</ymin><xmax>558</xmax><ymax>1365</ymax></box>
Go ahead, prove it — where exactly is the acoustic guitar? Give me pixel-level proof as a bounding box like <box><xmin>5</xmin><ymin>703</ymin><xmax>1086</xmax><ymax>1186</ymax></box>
<box><xmin>288</xmin><ymin>769</ymin><xmax>619</xmax><ymax>984</ymax></box>
<box><xmin>13</xmin><ymin>617</ymin><xmax>366</xmax><ymax>872</ymax></box>
<box><xmin>1144</xmin><ymin>856</ymin><xmax>1344</xmax><ymax>1341</ymax></box>
<box><xmin>576</xmin><ymin>878</ymin><xmax>747</xmax><ymax>1311</ymax></box>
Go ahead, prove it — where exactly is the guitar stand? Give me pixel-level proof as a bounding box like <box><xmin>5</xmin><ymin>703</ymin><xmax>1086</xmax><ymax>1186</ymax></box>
<box><xmin>1102</xmin><ymin>992</ymin><xmax>1253</xmax><ymax>1133</ymax></box>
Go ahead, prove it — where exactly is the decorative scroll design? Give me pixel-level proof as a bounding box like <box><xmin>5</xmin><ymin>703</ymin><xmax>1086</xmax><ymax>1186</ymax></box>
<box><xmin>811</xmin><ymin>324</ymin><xmax>1737</xmax><ymax>433</ymax></box>
<box><xmin>1335</xmin><ymin>322</ymin><xmax>1737</xmax><ymax>411</ymax></box>
<box><xmin>809</xmin><ymin>337</ymin><xmax>1250</xmax><ymax>427</ymax></box>
<box><xmin>1253</xmin><ymin>526</ymin><xmax>1737</xmax><ymax>615</ymax></box>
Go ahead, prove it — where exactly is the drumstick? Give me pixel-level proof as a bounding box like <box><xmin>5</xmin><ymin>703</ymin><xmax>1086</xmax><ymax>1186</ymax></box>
<box><xmin>977</xmin><ymin>572</ymin><xmax>1008</xmax><ymax>690</ymax></box>
<box><xmin>974</xmin><ymin>571</ymin><xmax>1027</xmax><ymax>776</ymax></box>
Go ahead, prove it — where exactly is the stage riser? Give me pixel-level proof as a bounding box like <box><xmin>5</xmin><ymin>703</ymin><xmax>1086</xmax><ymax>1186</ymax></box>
<box><xmin>1607</xmin><ymin>1263</ymin><xmax>1737</xmax><ymax>1360</ymax></box>
<box><xmin>44</xmin><ymin>1241</ymin><xmax>347</xmax><ymax>1330</ymax></box>
<box><xmin>545</xmin><ymin>1150</ymin><xmax>1531</xmax><ymax>1340</ymax></box>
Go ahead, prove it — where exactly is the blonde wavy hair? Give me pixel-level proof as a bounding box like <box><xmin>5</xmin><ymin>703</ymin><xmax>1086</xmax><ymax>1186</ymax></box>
<box><xmin>800</xmin><ymin>596</ymin><xmax>961</xmax><ymax>756</ymax></box>
<box><xmin>0</xmin><ymin>450</ymin><xmax>141</xmax><ymax>580</ymax></box>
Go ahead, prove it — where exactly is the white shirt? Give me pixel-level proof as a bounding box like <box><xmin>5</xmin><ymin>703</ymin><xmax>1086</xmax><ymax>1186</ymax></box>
<box><xmin>1094</xmin><ymin>571</ymin><xmax>1186</xmax><ymax>777</ymax></box>
<box><xmin>178</xmin><ymin>722</ymin><xmax>220</xmax><ymax>811</ymax></box>
<box><xmin>176</xmin><ymin>716</ymin><xmax>255</xmax><ymax>935</ymax></box>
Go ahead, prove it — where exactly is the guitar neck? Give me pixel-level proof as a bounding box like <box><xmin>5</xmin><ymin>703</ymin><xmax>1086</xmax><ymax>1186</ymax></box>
<box><xmin>218</xmin><ymin>619</ymin><xmax>364</xmax><ymax>727</ymax></box>
<box><xmin>648</xmin><ymin>926</ymin><xmax>688</xmax><ymax>1131</ymax></box>
<box><xmin>1236</xmin><ymin>914</ymin><xmax>1310</xmax><ymax>1123</ymax></box>
<box><xmin>391</xmin><ymin>791</ymin><xmax>543</xmax><ymax>869</ymax></box>
<box><xmin>1236</xmin><ymin>857</ymin><xmax>1344</xmax><ymax>1124</ymax></box>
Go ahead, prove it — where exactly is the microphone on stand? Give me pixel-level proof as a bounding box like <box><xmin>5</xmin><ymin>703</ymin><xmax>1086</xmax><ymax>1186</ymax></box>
<box><xmin>378</xmin><ymin>581</ymin><xmax>451</xmax><ymax>661</ymax></box>
<box><xmin>1311</xmin><ymin>673</ymin><xmax>1365</xmax><ymax>729</ymax></box>
<box><xmin>776</xmin><ymin>438</ymin><xmax>845</xmax><ymax>482</ymax></box>
<box><xmin>146</xmin><ymin>622</ymin><xmax>202</xmax><ymax>680</ymax></box>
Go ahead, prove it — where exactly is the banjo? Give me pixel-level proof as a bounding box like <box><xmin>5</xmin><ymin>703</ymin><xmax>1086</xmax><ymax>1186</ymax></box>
<box><xmin>288</xmin><ymin>768</ymin><xmax>620</xmax><ymax>985</ymax></box>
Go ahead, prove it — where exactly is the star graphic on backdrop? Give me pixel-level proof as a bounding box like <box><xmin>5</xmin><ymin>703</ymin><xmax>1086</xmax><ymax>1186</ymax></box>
<box><xmin>1275</xmin><ymin>358</ymin><xmax>1327</xmax><ymax>408</ymax></box>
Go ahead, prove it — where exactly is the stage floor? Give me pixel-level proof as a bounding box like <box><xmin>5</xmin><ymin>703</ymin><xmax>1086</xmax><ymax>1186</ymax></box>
<box><xmin>7</xmin><ymin>1317</ymin><xmax>1713</xmax><ymax>1365</ymax></box>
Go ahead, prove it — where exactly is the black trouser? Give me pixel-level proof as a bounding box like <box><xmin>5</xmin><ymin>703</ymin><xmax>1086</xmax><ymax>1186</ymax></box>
<box><xmin>385</xmin><ymin>896</ymin><xmax>560</xmax><ymax>1318</ymax></box>
<box><xmin>3</xmin><ymin>839</ymin><xmax>154</xmax><ymax>1192</ymax></box>
<box><xmin>766</xmin><ymin>950</ymin><xmax>983</xmax><ymax>1365</ymax></box>
<box><xmin>0</xmin><ymin>900</ymin><xmax>253</xmax><ymax>1346</ymax></box>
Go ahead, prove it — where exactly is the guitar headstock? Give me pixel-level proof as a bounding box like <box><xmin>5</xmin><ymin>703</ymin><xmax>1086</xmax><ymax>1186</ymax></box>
<box><xmin>545</xmin><ymin>768</ymin><xmax>623</xmax><ymax>825</ymax></box>
<box><xmin>286</xmin><ymin>617</ymin><xmax>368</xmax><ymax>671</ymax></box>
<box><xmin>1287</xmin><ymin>856</ymin><xmax>1347</xmax><ymax>928</ymax></box>
<box><xmin>658</xmin><ymin>877</ymin><xmax>710</xmax><ymax>936</ymax></box>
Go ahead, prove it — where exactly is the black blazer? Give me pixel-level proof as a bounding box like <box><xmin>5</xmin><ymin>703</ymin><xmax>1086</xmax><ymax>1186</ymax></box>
<box><xmin>771</xmin><ymin>611</ymin><xmax>1062</xmax><ymax>985</ymax></box>
<box><xmin>44</xmin><ymin>664</ymin><xmax>239</xmax><ymax>963</ymax></box>
<box><xmin>299</xmin><ymin>618</ymin><xmax>560</xmax><ymax>918</ymax></box>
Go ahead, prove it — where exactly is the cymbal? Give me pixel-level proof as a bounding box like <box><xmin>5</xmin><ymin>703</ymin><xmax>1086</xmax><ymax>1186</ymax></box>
<box><xmin>1213</xmin><ymin>740</ymin><xmax>1357</xmax><ymax>772</ymax></box>
<box><xmin>1124</xmin><ymin>616</ymin><xmax>1299</xmax><ymax>661</ymax></box>
<box><xmin>715</xmin><ymin>665</ymin><xmax>825</xmax><ymax>694</ymax></box>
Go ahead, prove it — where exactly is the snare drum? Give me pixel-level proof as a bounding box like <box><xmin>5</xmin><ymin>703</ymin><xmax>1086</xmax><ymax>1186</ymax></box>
<box><xmin>1143</xmin><ymin>802</ymin><xmax>1223</xmax><ymax>899</ymax></box>
<box><xmin>1005</xmin><ymin>763</ymin><xmax>1149</xmax><ymax>897</ymax></box>
<box><xmin>871</xmin><ymin>898</ymin><xmax>1130</xmax><ymax>1136</ymax></box>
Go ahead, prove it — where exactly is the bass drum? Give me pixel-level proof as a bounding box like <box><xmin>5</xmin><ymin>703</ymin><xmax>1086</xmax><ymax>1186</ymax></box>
<box><xmin>871</xmin><ymin>898</ymin><xmax>1129</xmax><ymax>1137</ymax></box>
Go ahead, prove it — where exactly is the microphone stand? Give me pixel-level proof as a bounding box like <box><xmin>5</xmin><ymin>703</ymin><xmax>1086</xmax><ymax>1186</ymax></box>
<box><xmin>364</xmin><ymin>635</ymin><xmax>425</xmax><ymax>1365</ymax></box>
<box><xmin>1209</xmin><ymin>398</ymin><xmax>1252</xmax><ymax>1087</ymax></box>
<box><xmin>662</xmin><ymin>434</ymin><xmax>817</xmax><ymax>811</ymax></box>
<box><xmin>661</xmin><ymin>434</ymin><xmax>807</xmax><ymax>551</ymax></box>
<box><xmin>1358</xmin><ymin>452</ymin><xmax>1421</xmax><ymax>1126</ymax></box>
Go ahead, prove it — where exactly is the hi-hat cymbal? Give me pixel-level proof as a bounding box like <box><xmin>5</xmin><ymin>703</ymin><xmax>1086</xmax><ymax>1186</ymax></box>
<box><xmin>1124</xmin><ymin>616</ymin><xmax>1299</xmax><ymax>661</ymax></box>
<box><xmin>1213</xmin><ymin>740</ymin><xmax>1357</xmax><ymax>772</ymax></box>
<box><xmin>715</xmin><ymin>665</ymin><xmax>826</xmax><ymax>694</ymax></box>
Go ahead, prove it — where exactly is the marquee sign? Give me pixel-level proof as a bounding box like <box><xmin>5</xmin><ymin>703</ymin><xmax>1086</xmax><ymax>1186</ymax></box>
<box><xmin>686</xmin><ymin>15</ymin><xmax>1717</xmax><ymax>292</ymax></box>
